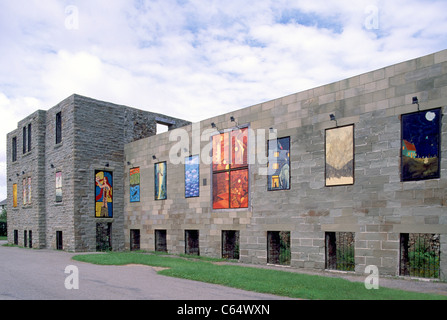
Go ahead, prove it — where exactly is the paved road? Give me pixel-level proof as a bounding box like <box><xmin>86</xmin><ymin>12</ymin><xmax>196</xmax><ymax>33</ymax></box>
<box><xmin>0</xmin><ymin>243</ymin><xmax>291</xmax><ymax>300</ymax></box>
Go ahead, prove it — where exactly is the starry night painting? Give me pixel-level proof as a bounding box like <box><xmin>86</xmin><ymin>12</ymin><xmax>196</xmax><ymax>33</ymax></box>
<box><xmin>401</xmin><ymin>108</ymin><xmax>441</xmax><ymax>181</ymax></box>
<box><xmin>185</xmin><ymin>155</ymin><xmax>200</xmax><ymax>198</ymax></box>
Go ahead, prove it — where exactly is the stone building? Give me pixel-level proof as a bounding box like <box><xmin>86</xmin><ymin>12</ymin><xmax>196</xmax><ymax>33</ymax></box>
<box><xmin>6</xmin><ymin>94</ymin><xmax>190</xmax><ymax>251</ymax></box>
<box><xmin>6</xmin><ymin>49</ymin><xmax>447</xmax><ymax>280</ymax></box>
<box><xmin>124</xmin><ymin>49</ymin><xmax>447</xmax><ymax>279</ymax></box>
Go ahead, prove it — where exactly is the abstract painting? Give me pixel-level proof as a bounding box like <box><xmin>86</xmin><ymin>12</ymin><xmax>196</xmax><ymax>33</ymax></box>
<box><xmin>95</xmin><ymin>170</ymin><xmax>113</xmax><ymax>218</ymax></box>
<box><xmin>185</xmin><ymin>155</ymin><xmax>200</xmax><ymax>198</ymax></box>
<box><xmin>55</xmin><ymin>171</ymin><xmax>62</xmax><ymax>202</ymax></box>
<box><xmin>212</xmin><ymin>128</ymin><xmax>248</xmax><ymax>209</ymax></box>
<box><xmin>268</xmin><ymin>137</ymin><xmax>290</xmax><ymax>191</ymax></box>
<box><xmin>401</xmin><ymin>108</ymin><xmax>441</xmax><ymax>181</ymax></box>
<box><xmin>155</xmin><ymin>162</ymin><xmax>167</xmax><ymax>200</ymax></box>
<box><xmin>129</xmin><ymin>167</ymin><xmax>140</xmax><ymax>202</ymax></box>
<box><xmin>325</xmin><ymin>125</ymin><xmax>354</xmax><ymax>186</ymax></box>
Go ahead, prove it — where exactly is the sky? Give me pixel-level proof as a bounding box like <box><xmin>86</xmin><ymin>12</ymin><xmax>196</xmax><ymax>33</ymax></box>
<box><xmin>1</xmin><ymin>0</ymin><xmax>447</xmax><ymax>201</ymax></box>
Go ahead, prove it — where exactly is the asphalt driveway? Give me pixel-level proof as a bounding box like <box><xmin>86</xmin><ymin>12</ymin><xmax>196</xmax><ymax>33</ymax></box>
<box><xmin>0</xmin><ymin>243</ymin><xmax>289</xmax><ymax>300</ymax></box>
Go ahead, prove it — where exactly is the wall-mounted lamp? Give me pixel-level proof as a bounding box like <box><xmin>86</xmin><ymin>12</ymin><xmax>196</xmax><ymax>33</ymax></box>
<box><xmin>105</xmin><ymin>163</ymin><xmax>110</xmax><ymax>168</ymax></box>
<box><xmin>211</xmin><ymin>122</ymin><xmax>219</xmax><ymax>131</ymax></box>
<box><xmin>50</xmin><ymin>164</ymin><xmax>54</xmax><ymax>169</ymax></box>
<box><xmin>412</xmin><ymin>96</ymin><xmax>420</xmax><ymax>111</ymax></box>
<box><xmin>330</xmin><ymin>114</ymin><xmax>338</xmax><ymax>127</ymax></box>
<box><xmin>152</xmin><ymin>155</ymin><xmax>157</xmax><ymax>160</ymax></box>
<box><xmin>230</xmin><ymin>116</ymin><xmax>239</xmax><ymax>127</ymax></box>
<box><xmin>16</xmin><ymin>173</ymin><xmax>19</xmax><ymax>177</ymax></box>
<box><xmin>22</xmin><ymin>171</ymin><xmax>25</xmax><ymax>175</ymax></box>
<box><xmin>127</xmin><ymin>161</ymin><xmax>131</xmax><ymax>166</ymax></box>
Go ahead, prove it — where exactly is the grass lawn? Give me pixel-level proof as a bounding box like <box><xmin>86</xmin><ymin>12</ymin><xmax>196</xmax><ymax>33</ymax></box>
<box><xmin>0</xmin><ymin>236</ymin><xmax>7</xmax><ymax>241</ymax></box>
<box><xmin>72</xmin><ymin>251</ymin><xmax>447</xmax><ymax>300</ymax></box>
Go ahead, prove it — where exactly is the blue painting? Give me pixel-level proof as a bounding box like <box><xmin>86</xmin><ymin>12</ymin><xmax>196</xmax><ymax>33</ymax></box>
<box><xmin>129</xmin><ymin>168</ymin><xmax>140</xmax><ymax>202</ymax></box>
<box><xmin>185</xmin><ymin>155</ymin><xmax>200</xmax><ymax>198</ymax></box>
<box><xmin>402</xmin><ymin>108</ymin><xmax>441</xmax><ymax>181</ymax></box>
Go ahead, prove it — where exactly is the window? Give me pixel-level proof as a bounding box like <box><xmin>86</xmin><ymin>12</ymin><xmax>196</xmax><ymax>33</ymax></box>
<box><xmin>12</xmin><ymin>137</ymin><xmax>17</xmax><ymax>162</ymax></box>
<box><xmin>325</xmin><ymin>125</ymin><xmax>354</xmax><ymax>186</ymax></box>
<box><xmin>268</xmin><ymin>137</ymin><xmax>290</xmax><ymax>191</ymax></box>
<box><xmin>55</xmin><ymin>172</ymin><xmax>62</xmax><ymax>202</ymax></box>
<box><xmin>155</xmin><ymin>230</ymin><xmax>167</xmax><ymax>252</ymax></box>
<box><xmin>267</xmin><ymin>231</ymin><xmax>291</xmax><ymax>265</ymax></box>
<box><xmin>212</xmin><ymin>127</ymin><xmax>249</xmax><ymax>209</ymax></box>
<box><xmin>27</xmin><ymin>123</ymin><xmax>31</xmax><ymax>152</ymax></box>
<box><xmin>14</xmin><ymin>230</ymin><xmax>18</xmax><ymax>245</ymax></box>
<box><xmin>56</xmin><ymin>112</ymin><xmax>62</xmax><ymax>144</ymax></box>
<box><xmin>129</xmin><ymin>168</ymin><xmax>140</xmax><ymax>202</ymax></box>
<box><xmin>28</xmin><ymin>230</ymin><xmax>32</xmax><ymax>248</ymax></box>
<box><xmin>185</xmin><ymin>155</ymin><xmax>200</xmax><ymax>198</ymax></box>
<box><xmin>12</xmin><ymin>184</ymin><xmax>17</xmax><ymax>208</ymax></box>
<box><xmin>400</xmin><ymin>233</ymin><xmax>440</xmax><ymax>279</ymax></box>
<box><xmin>130</xmin><ymin>229</ymin><xmax>140</xmax><ymax>251</ymax></box>
<box><xmin>23</xmin><ymin>177</ymin><xmax>32</xmax><ymax>205</ymax></box>
<box><xmin>325</xmin><ymin>232</ymin><xmax>355</xmax><ymax>271</ymax></box>
<box><xmin>23</xmin><ymin>230</ymin><xmax>27</xmax><ymax>248</ymax></box>
<box><xmin>401</xmin><ymin>108</ymin><xmax>441</xmax><ymax>181</ymax></box>
<box><xmin>222</xmin><ymin>230</ymin><xmax>240</xmax><ymax>260</ymax></box>
<box><xmin>56</xmin><ymin>231</ymin><xmax>63</xmax><ymax>250</ymax></box>
<box><xmin>96</xmin><ymin>222</ymin><xmax>112</xmax><ymax>252</ymax></box>
<box><xmin>185</xmin><ymin>230</ymin><xmax>199</xmax><ymax>256</ymax></box>
<box><xmin>23</xmin><ymin>126</ymin><xmax>27</xmax><ymax>154</ymax></box>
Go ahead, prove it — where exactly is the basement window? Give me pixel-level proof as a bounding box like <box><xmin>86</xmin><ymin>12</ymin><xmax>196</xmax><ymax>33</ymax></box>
<box><xmin>185</xmin><ymin>230</ymin><xmax>199</xmax><ymax>256</ymax></box>
<box><xmin>267</xmin><ymin>231</ymin><xmax>291</xmax><ymax>265</ymax></box>
<box><xmin>222</xmin><ymin>230</ymin><xmax>240</xmax><ymax>260</ymax></box>
<box><xmin>325</xmin><ymin>232</ymin><xmax>355</xmax><ymax>271</ymax></box>
<box><xmin>155</xmin><ymin>230</ymin><xmax>167</xmax><ymax>252</ymax></box>
<box><xmin>400</xmin><ymin>233</ymin><xmax>440</xmax><ymax>279</ymax></box>
<box><xmin>130</xmin><ymin>229</ymin><xmax>140</xmax><ymax>251</ymax></box>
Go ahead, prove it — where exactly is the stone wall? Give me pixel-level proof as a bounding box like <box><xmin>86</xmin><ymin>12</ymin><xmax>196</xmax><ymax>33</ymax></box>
<box><xmin>124</xmin><ymin>49</ymin><xmax>447</xmax><ymax>278</ymax></box>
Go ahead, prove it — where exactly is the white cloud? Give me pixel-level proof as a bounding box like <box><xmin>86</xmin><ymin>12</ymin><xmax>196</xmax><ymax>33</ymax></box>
<box><xmin>0</xmin><ymin>0</ymin><xmax>447</xmax><ymax>200</ymax></box>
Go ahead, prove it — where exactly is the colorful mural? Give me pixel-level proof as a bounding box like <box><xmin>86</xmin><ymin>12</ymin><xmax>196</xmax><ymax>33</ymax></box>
<box><xmin>325</xmin><ymin>125</ymin><xmax>354</xmax><ymax>186</ymax></box>
<box><xmin>155</xmin><ymin>162</ymin><xmax>167</xmax><ymax>200</ymax></box>
<box><xmin>401</xmin><ymin>109</ymin><xmax>441</xmax><ymax>181</ymax></box>
<box><xmin>95</xmin><ymin>170</ymin><xmax>113</xmax><ymax>217</ymax></box>
<box><xmin>212</xmin><ymin>128</ymin><xmax>248</xmax><ymax>209</ymax></box>
<box><xmin>185</xmin><ymin>155</ymin><xmax>200</xmax><ymax>198</ymax></box>
<box><xmin>268</xmin><ymin>137</ymin><xmax>290</xmax><ymax>191</ymax></box>
<box><xmin>55</xmin><ymin>171</ymin><xmax>62</xmax><ymax>202</ymax></box>
<box><xmin>129</xmin><ymin>167</ymin><xmax>140</xmax><ymax>202</ymax></box>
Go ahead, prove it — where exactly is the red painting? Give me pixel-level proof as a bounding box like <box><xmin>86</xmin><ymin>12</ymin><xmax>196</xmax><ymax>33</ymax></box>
<box><xmin>213</xmin><ymin>172</ymin><xmax>229</xmax><ymax>209</ymax></box>
<box><xmin>230</xmin><ymin>169</ymin><xmax>248</xmax><ymax>208</ymax></box>
<box><xmin>212</xmin><ymin>132</ymin><xmax>230</xmax><ymax>172</ymax></box>
<box><xmin>231</xmin><ymin>128</ymin><xmax>248</xmax><ymax>168</ymax></box>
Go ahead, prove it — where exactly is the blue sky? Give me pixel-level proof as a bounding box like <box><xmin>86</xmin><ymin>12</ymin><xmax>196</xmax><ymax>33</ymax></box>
<box><xmin>0</xmin><ymin>0</ymin><xmax>447</xmax><ymax>200</ymax></box>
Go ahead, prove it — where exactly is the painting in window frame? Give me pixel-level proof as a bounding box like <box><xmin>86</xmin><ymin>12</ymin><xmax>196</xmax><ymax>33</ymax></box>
<box><xmin>95</xmin><ymin>170</ymin><xmax>113</xmax><ymax>218</ymax></box>
<box><xmin>129</xmin><ymin>167</ymin><xmax>140</xmax><ymax>203</ymax></box>
<box><xmin>155</xmin><ymin>162</ymin><xmax>167</xmax><ymax>200</ymax></box>
<box><xmin>401</xmin><ymin>108</ymin><xmax>441</xmax><ymax>181</ymax></box>
<box><xmin>325</xmin><ymin>125</ymin><xmax>354</xmax><ymax>187</ymax></box>
<box><xmin>185</xmin><ymin>155</ymin><xmax>200</xmax><ymax>198</ymax></box>
<box><xmin>267</xmin><ymin>137</ymin><xmax>290</xmax><ymax>191</ymax></box>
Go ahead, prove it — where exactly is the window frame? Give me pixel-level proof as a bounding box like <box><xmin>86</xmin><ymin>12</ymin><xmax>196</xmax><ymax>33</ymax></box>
<box><xmin>211</xmin><ymin>125</ymin><xmax>250</xmax><ymax>210</ymax></box>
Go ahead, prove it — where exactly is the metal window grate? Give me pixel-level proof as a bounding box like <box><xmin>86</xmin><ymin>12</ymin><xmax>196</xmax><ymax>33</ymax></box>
<box><xmin>326</xmin><ymin>232</ymin><xmax>355</xmax><ymax>271</ymax></box>
<box><xmin>400</xmin><ymin>233</ymin><xmax>440</xmax><ymax>279</ymax></box>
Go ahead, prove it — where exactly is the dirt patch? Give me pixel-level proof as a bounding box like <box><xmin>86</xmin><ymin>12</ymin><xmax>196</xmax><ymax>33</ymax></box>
<box><xmin>124</xmin><ymin>264</ymin><xmax>170</xmax><ymax>272</ymax></box>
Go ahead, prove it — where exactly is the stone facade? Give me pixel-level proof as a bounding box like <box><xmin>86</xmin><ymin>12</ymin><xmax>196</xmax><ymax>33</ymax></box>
<box><xmin>124</xmin><ymin>49</ymin><xmax>447</xmax><ymax>279</ymax></box>
<box><xmin>6</xmin><ymin>94</ymin><xmax>190</xmax><ymax>251</ymax></box>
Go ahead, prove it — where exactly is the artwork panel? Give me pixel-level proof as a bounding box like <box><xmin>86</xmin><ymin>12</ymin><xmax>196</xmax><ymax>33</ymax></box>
<box><xmin>95</xmin><ymin>170</ymin><xmax>113</xmax><ymax>217</ymax></box>
<box><xmin>185</xmin><ymin>155</ymin><xmax>200</xmax><ymax>198</ymax></box>
<box><xmin>230</xmin><ymin>169</ymin><xmax>249</xmax><ymax>208</ymax></box>
<box><xmin>212</xmin><ymin>132</ymin><xmax>230</xmax><ymax>171</ymax></box>
<box><xmin>13</xmin><ymin>184</ymin><xmax>17</xmax><ymax>208</ymax></box>
<box><xmin>28</xmin><ymin>177</ymin><xmax>32</xmax><ymax>204</ymax></box>
<box><xmin>267</xmin><ymin>137</ymin><xmax>290</xmax><ymax>190</ymax></box>
<box><xmin>130</xmin><ymin>167</ymin><xmax>140</xmax><ymax>202</ymax></box>
<box><xmin>154</xmin><ymin>162</ymin><xmax>167</xmax><ymax>200</ymax></box>
<box><xmin>401</xmin><ymin>109</ymin><xmax>441</xmax><ymax>181</ymax></box>
<box><xmin>325</xmin><ymin>125</ymin><xmax>354</xmax><ymax>186</ymax></box>
<box><xmin>231</xmin><ymin>128</ymin><xmax>248</xmax><ymax>168</ymax></box>
<box><xmin>213</xmin><ymin>172</ymin><xmax>229</xmax><ymax>209</ymax></box>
